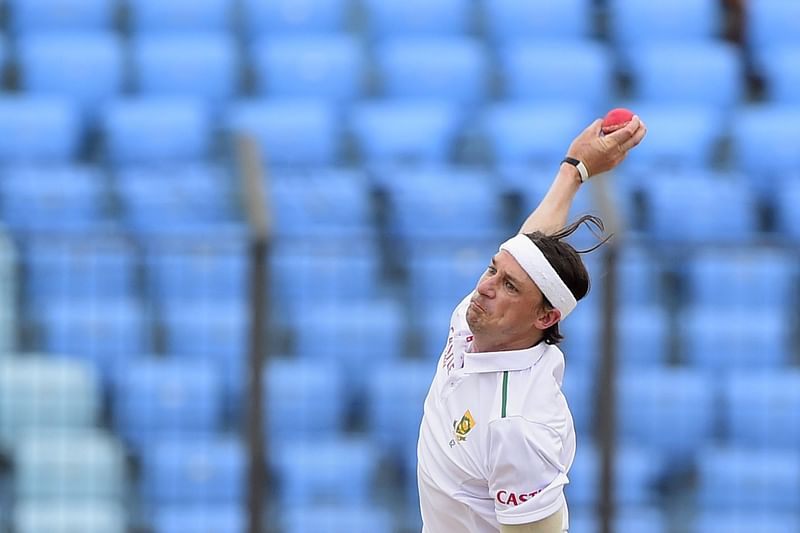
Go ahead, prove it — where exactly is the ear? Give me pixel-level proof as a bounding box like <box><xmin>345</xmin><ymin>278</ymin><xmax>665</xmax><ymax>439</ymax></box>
<box><xmin>534</xmin><ymin>307</ymin><xmax>562</xmax><ymax>330</ymax></box>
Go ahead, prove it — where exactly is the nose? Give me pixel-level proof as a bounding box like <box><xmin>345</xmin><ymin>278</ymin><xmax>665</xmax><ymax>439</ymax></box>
<box><xmin>476</xmin><ymin>274</ymin><xmax>496</xmax><ymax>298</ymax></box>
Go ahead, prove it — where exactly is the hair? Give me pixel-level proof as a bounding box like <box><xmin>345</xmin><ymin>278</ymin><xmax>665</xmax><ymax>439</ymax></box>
<box><xmin>525</xmin><ymin>214</ymin><xmax>610</xmax><ymax>345</ymax></box>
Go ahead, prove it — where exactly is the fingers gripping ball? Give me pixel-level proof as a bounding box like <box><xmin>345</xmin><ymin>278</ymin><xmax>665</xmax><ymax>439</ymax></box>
<box><xmin>601</xmin><ymin>108</ymin><xmax>635</xmax><ymax>135</ymax></box>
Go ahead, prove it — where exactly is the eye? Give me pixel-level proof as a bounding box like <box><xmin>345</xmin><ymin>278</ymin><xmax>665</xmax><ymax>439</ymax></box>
<box><xmin>487</xmin><ymin>266</ymin><xmax>497</xmax><ymax>275</ymax></box>
<box><xmin>504</xmin><ymin>280</ymin><xmax>517</xmax><ymax>292</ymax></box>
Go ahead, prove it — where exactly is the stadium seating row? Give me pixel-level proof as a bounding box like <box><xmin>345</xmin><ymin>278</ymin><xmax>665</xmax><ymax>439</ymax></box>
<box><xmin>2</xmin><ymin>97</ymin><xmax>799</xmax><ymax>176</ymax></box>
<box><xmin>6</xmin><ymin>408</ymin><xmax>799</xmax><ymax>532</ymax></box>
<box><xmin>13</xmin><ymin>502</ymin><xmax>797</xmax><ymax>533</ymax></box>
<box><xmin>3</xmin><ymin>33</ymin><xmax>783</xmax><ymax>106</ymax></box>
<box><xmin>4</xmin><ymin>0</ymin><xmax>800</xmax><ymax>51</ymax></box>
<box><xmin>6</xmin><ymin>164</ymin><xmax>800</xmax><ymax>243</ymax></box>
<box><xmin>3</xmin><ymin>355</ymin><xmax>799</xmax><ymax>461</ymax></box>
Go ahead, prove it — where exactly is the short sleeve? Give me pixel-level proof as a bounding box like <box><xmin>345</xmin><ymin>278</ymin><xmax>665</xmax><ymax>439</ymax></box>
<box><xmin>487</xmin><ymin>417</ymin><xmax>569</xmax><ymax>525</ymax></box>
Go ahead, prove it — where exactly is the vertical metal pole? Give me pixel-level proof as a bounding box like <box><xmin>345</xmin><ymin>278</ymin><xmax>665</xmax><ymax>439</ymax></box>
<box><xmin>590</xmin><ymin>176</ymin><xmax>622</xmax><ymax>533</ymax></box>
<box><xmin>236</xmin><ymin>135</ymin><xmax>271</xmax><ymax>533</ymax></box>
<box><xmin>597</xmin><ymin>245</ymin><xmax>618</xmax><ymax>533</ymax></box>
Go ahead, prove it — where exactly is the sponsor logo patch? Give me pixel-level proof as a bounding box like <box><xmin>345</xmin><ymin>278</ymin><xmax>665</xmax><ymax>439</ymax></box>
<box><xmin>496</xmin><ymin>489</ymin><xmax>543</xmax><ymax>506</ymax></box>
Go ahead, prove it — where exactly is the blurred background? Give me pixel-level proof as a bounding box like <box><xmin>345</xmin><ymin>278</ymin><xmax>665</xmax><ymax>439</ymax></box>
<box><xmin>0</xmin><ymin>0</ymin><xmax>799</xmax><ymax>532</ymax></box>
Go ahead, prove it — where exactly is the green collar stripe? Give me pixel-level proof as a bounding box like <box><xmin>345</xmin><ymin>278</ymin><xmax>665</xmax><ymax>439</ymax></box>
<box><xmin>501</xmin><ymin>371</ymin><xmax>509</xmax><ymax>418</ymax></box>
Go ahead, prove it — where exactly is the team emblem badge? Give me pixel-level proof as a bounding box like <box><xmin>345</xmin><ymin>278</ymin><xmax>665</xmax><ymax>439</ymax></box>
<box><xmin>453</xmin><ymin>410</ymin><xmax>476</xmax><ymax>442</ymax></box>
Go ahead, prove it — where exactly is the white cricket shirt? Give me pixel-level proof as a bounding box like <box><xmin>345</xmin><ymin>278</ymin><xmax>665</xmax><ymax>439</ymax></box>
<box><xmin>417</xmin><ymin>294</ymin><xmax>576</xmax><ymax>532</ymax></box>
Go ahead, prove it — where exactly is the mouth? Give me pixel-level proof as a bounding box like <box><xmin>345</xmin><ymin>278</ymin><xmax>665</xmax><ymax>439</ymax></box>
<box><xmin>469</xmin><ymin>299</ymin><xmax>486</xmax><ymax>313</ymax></box>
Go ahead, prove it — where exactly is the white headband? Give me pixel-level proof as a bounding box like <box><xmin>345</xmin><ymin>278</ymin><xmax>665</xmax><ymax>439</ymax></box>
<box><xmin>499</xmin><ymin>234</ymin><xmax>577</xmax><ymax>320</ymax></box>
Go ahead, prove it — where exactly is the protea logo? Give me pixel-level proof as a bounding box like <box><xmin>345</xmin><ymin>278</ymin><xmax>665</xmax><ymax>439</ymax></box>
<box><xmin>453</xmin><ymin>410</ymin><xmax>475</xmax><ymax>442</ymax></box>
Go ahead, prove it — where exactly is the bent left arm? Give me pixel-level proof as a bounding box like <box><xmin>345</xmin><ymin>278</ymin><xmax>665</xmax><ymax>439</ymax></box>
<box><xmin>500</xmin><ymin>506</ymin><xmax>564</xmax><ymax>533</ymax></box>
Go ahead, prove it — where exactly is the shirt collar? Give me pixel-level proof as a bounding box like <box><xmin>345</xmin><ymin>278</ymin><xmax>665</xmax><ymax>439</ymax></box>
<box><xmin>462</xmin><ymin>341</ymin><xmax>548</xmax><ymax>374</ymax></box>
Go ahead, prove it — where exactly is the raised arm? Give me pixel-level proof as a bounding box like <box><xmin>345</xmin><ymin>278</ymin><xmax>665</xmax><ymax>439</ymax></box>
<box><xmin>519</xmin><ymin>115</ymin><xmax>647</xmax><ymax>235</ymax></box>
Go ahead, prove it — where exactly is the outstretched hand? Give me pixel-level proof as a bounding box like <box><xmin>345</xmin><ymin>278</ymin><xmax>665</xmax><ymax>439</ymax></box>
<box><xmin>565</xmin><ymin>115</ymin><xmax>647</xmax><ymax>179</ymax></box>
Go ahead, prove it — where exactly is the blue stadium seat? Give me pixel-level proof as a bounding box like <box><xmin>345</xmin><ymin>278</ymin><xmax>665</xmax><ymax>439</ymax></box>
<box><xmin>760</xmin><ymin>46</ymin><xmax>800</xmax><ymax>104</ymax></box>
<box><xmin>500</xmin><ymin>41</ymin><xmax>613</xmax><ymax>108</ymax></box>
<box><xmin>243</xmin><ymin>0</ymin><xmax>348</xmax><ymax>36</ymax></box>
<box><xmin>386</xmin><ymin>169</ymin><xmax>505</xmax><ymax>240</ymax></box>
<box><xmin>41</xmin><ymin>300</ymin><xmax>149</xmax><ymax>382</ymax></box>
<box><xmin>9</xmin><ymin>0</ymin><xmax>114</xmax><ymax>32</ymax></box>
<box><xmin>406</xmin><ymin>240</ymin><xmax>496</xmax><ymax>310</ymax></box>
<box><xmin>0</xmin><ymin>97</ymin><xmax>80</xmax><ymax>162</ymax></box>
<box><xmin>483</xmin><ymin>103</ymin><xmax>590</xmax><ymax>167</ymax></box>
<box><xmin>607</xmin><ymin>0</ymin><xmax>720</xmax><ymax>46</ymax></box>
<box><xmin>23</xmin><ymin>234</ymin><xmax>136</xmax><ymax>309</ymax></box>
<box><xmin>161</xmin><ymin>301</ymin><xmax>248</xmax><ymax>412</ymax></box>
<box><xmin>376</xmin><ymin>38</ymin><xmax>487</xmax><ymax>103</ymax></box>
<box><xmin>265</xmin><ymin>358</ymin><xmax>347</xmax><ymax>442</ymax></box>
<box><xmin>103</xmin><ymin>98</ymin><xmax>211</xmax><ymax>165</ymax></box>
<box><xmin>270</xmin><ymin>170</ymin><xmax>375</xmax><ymax>239</ymax></box>
<box><xmin>617</xmin><ymin>368</ymin><xmax>712</xmax><ymax>456</ymax></box>
<box><xmin>132</xmin><ymin>34</ymin><xmax>239</xmax><ymax>106</ymax></box>
<box><xmin>285</xmin><ymin>505</ymin><xmax>394</xmax><ymax>533</ymax></box>
<box><xmin>113</xmin><ymin>358</ymin><xmax>223</xmax><ymax>450</ymax></box>
<box><xmin>684</xmin><ymin>248</ymin><xmax>797</xmax><ymax>310</ymax></box>
<box><xmin>351</xmin><ymin>100</ymin><xmax>459</xmax><ymax>165</ymax></box>
<box><xmin>0</xmin><ymin>357</ymin><xmax>99</xmax><ymax>447</ymax></box>
<box><xmin>618</xmin><ymin>509</ymin><xmax>669</xmax><ymax>533</ymax></box>
<box><xmin>747</xmin><ymin>0</ymin><xmax>800</xmax><ymax>50</ymax></box>
<box><xmin>140</xmin><ymin>438</ymin><xmax>245</xmax><ymax>505</ymax></box>
<box><xmin>154</xmin><ymin>505</ymin><xmax>244</xmax><ymax>533</ymax></box>
<box><xmin>116</xmin><ymin>165</ymin><xmax>237</xmax><ymax>232</ymax></box>
<box><xmin>14</xmin><ymin>430</ymin><xmax>126</xmax><ymax>500</ymax></box>
<box><xmin>558</xmin><ymin>304</ymin><xmax>600</xmax><ymax>372</ymax></box>
<box><xmin>227</xmin><ymin>99</ymin><xmax>339</xmax><ymax>167</ymax></box>
<box><xmin>697</xmin><ymin>447</ymin><xmax>800</xmax><ymax>511</ymax></box>
<box><xmin>273</xmin><ymin>438</ymin><xmax>379</xmax><ymax>505</ymax></box>
<box><xmin>621</xmin><ymin>104</ymin><xmax>724</xmax><ymax>170</ymax></box>
<box><xmin>18</xmin><ymin>32</ymin><xmax>124</xmax><ymax>117</ymax></box>
<box><xmin>1</xmin><ymin>165</ymin><xmax>106</xmax><ymax>233</ymax></box>
<box><xmin>643</xmin><ymin>172</ymin><xmax>758</xmax><ymax>243</ymax></box>
<box><xmin>731</xmin><ymin>105</ymin><xmax>800</xmax><ymax>179</ymax></box>
<box><xmin>723</xmin><ymin>371</ymin><xmax>800</xmax><ymax>449</ymax></box>
<box><xmin>568</xmin><ymin>510</ymin><xmax>670</xmax><ymax>533</ymax></box>
<box><xmin>560</xmin><ymin>366</ymin><xmax>592</xmax><ymax>435</ymax></box>
<box><xmin>161</xmin><ymin>302</ymin><xmax>248</xmax><ymax>362</ymax></box>
<box><xmin>629</xmin><ymin>43</ymin><xmax>743</xmax><ymax>107</ymax></box>
<box><xmin>14</xmin><ymin>501</ymin><xmax>126</xmax><ymax>533</ymax></box>
<box><xmin>270</xmin><ymin>241</ymin><xmax>381</xmax><ymax>319</ymax></box>
<box><xmin>252</xmin><ymin>35</ymin><xmax>364</xmax><ymax>102</ymax></box>
<box><xmin>484</xmin><ymin>0</ymin><xmax>593</xmax><ymax>44</ymax></box>
<box><xmin>144</xmin><ymin>227</ymin><xmax>248</xmax><ymax>305</ymax></box>
<box><xmin>682</xmin><ymin>307</ymin><xmax>790</xmax><ymax>371</ymax></box>
<box><xmin>692</xmin><ymin>512</ymin><xmax>800</xmax><ymax>533</ymax></box>
<box><xmin>560</xmin><ymin>304</ymin><xmax>668</xmax><ymax>371</ymax></box>
<box><xmin>566</xmin><ymin>442</ymin><xmax>666</xmax><ymax>507</ymax></box>
<box><xmin>363</xmin><ymin>0</ymin><xmax>469</xmax><ymax>37</ymax></box>
<box><xmin>366</xmin><ymin>361</ymin><xmax>432</xmax><ymax>452</ymax></box>
<box><xmin>775</xmin><ymin>179</ymin><xmax>800</xmax><ymax>240</ymax></box>
<box><xmin>616</xmin><ymin>245</ymin><xmax>665</xmax><ymax>306</ymax></box>
<box><xmin>416</xmin><ymin>303</ymin><xmax>459</xmax><ymax>359</ymax></box>
<box><xmin>294</xmin><ymin>300</ymin><xmax>404</xmax><ymax>388</ymax></box>
<box><xmin>617</xmin><ymin>306</ymin><xmax>669</xmax><ymax>368</ymax></box>
<box><xmin>128</xmin><ymin>0</ymin><xmax>232</xmax><ymax>33</ymax></box>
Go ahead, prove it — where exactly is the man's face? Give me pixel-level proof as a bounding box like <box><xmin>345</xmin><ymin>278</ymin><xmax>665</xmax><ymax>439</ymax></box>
<box><xmin>465</xmin><ymin>250</ymin><xmax>553</xmax><ymax>351</ymax></box>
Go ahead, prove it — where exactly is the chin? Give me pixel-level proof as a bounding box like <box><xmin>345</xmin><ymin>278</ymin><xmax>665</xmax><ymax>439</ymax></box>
<box><xmin>465</xmin><ymin>312</ymin><xmax>482</xmax><ymax>332</ymax></box>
